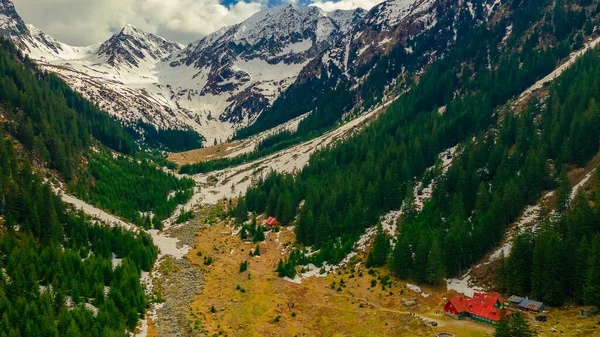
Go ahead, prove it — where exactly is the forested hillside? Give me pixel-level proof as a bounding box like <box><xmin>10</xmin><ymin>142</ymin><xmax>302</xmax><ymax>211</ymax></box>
<box><xmin>232</xmin><ymin>0</ymin><xmax>501</xmax><ymax>140</ymax></box>
<box><xmin>0</xmin><ymin>40</ymin><xmax>136</xmax><ymax>179</ymax></box>
<box><xmin>0</xmin><ymin>38</ymin><xmax>197</xmax><ymax>231</ymax></box>
<box><xmin>239</xmin><ymin>0</ymin><xmax>600</xmax><ymax>296</ymax></box>
<box><xmin>72</xmin><ymin>153</ymin><xmax>195</xmax><ymax>229</ymax></box>
<box><xmin>0</xmin><ymin>39</ymin><xmax>172</xmax><ymax>334</ymax></box>
<box><xmin>500</xmin><ymin>168</ymin><xmax>600</xmax><ymax>308</ymax></box>
<box><xmin>0</xmin><ymin>136</ymin><xmax>157</xmax><ymax>335</ymax></box>
<box><xmin>186</xmin><ymin>0</ymin><xmax>592</xmax><ymax>175</ymax></box>
<box><xmin>495</xmin><ymin>52</ymin><xmax>600</xmax><ymax>308</ymax></box>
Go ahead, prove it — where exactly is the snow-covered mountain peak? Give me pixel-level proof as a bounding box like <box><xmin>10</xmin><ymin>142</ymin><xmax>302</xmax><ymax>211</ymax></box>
<box><xmin>326</xmin><ymin>8</ymin><xmax>368</xmax><ymax>29</ymax></box>
<box><xmin>96</xmin><ymin>24</ymin><xmax>183</xmax><ymax>68</ymax></box>
<box><xmin>161</xmin><ymin>4</ymin><xmax>366</xmax><ymax>131</ymax></box>
<box><xmin>0</xmin><ymin>0</ymin><xmax>27</xmax><ymax>36</ymax></box>
<box><xmin>229</xmin><ymin>4</ymin><xmax>362</xmax><ymax>45</ymax></box>
<box><xmin>5</xmin><ymin>2</ymin><xmax>367</xmax><ymax>144</ymax></box>
<box><xmin>369</xmin><ymin>0</ymin><xmax>420</xmax><ymax>28</ymax></box>
<box><xmin>120</xmin><ymin>24</ymin><xmax>139</xmax><ymax>36</ymax></box>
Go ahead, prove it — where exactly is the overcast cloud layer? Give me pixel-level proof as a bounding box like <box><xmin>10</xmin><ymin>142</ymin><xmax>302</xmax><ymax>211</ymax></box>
<box><xmin>12</xmin><ymin>0</ymin><xmax>383</xmax><ymax>46</ymax></box>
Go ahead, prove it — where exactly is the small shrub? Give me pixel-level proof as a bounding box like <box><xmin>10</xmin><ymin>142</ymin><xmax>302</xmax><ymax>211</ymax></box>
<box><xmin>254</xmin><ymin>244</ymin><xmax>261</xmax><ymax>256</ymax></box>
<box><xmin>240</xmin><ymin>261</ymin><xmax>248</xmax><ymax>273</ymax></box>
<box><xmin>176</xmin><ymin>210</ymin><xmax>194</xmax><ymax>224</ymax></box>
<box><xmin>274</xmin><ymin>315</ymin><xmax>281</xmax><ymax>323</ymax></box>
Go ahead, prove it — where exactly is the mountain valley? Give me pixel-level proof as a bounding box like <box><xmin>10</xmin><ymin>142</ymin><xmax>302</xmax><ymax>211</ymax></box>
<box><xmin>1</xmin><ymin>0</ymin><xmax>600</xmax><ymax>336</ymax></box>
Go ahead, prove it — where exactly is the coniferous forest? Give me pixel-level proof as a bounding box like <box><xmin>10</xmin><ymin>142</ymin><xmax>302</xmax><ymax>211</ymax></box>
<box><xmin>1</xmin><ymin>0</ymin><xmax>600</xmax><ymax>333</ymax></box>
<box><xmin>0</xmin><ymin>41</ymin><xmax>136</xmax><ymax>179</ymax></box>
<box><xmin>72</xmin><ymin>153</ymin><xmax>195</xmax><ymax>228</ymax></box>
<box><xmin>0</xmin><ymin>134</ymin><xmax>156</xmax><ymax>335</ymax></box>
<box><xmin>238</xmin><ymin>0</ymin><xmax>600</xmax><ymax>309</ymax></box>
<box><xmin>0</xmin><ymin>39</ymin><xmax>164</xmax><ymax>334</ymax></box>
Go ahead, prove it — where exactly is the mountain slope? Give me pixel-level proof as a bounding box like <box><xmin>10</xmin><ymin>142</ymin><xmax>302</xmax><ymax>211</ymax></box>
<box><xmin>169</xmin><ymin>4</ymin><xmax>365</xmax><ymax>127</ymax></box>
<box><xmin>1</xmin><ymin>1</ymin><xmax>365</xmax><ymax>145</ymax></box>
<box><xmin>234</xmin><ymin>0</ymin><xmax>497</xmax><ymax>138</ymax></box>
<box><xmin>0</xmin><ymin>34</ymin><xmax>160</xmax><ymax>336</ymax></box>
<box><xmin>97</xmin><ymin>24</ymin><xmax>183</xmax><ymax>68</ymax></box>
<box><xmin>240</xmin><ymin>0</ymin><xmax>600</xmax><ymax>289</ymax></box>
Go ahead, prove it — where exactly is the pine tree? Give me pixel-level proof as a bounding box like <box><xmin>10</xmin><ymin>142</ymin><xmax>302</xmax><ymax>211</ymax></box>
<box><xmin>235</xmin><ymin>198</ymin><xmax>249</xmax><ymax>224</ymax></box>
<box><xmin>366</xmin><ymin>223</ymin><xmax>390</xmax><ymax>268</ymax></box>
<box><xmin>426</xmin><ymin>234</ymin><xmax>445</xmax><ymax>286</ymax></box>
<box><xmin>509</xmin><ymin>312</ymin><xmax>537</xmax><ymax>337</ymax></box>
<box><xmin>556</xmin><ymin>168</ymin><xmax>571</xmax><ymax>213</ymax></box>
<box><xmin>254</xmin><ymin>244</ymin><xmax>261</xmax><ymax>257</ymax></box>
<box><xmin>494</xmin><ymin>309</ymin><xmax>511</xmax><ymax>337</ymax></box>
<box><xmin>392</xmin><ymin>236</ymin><xmax>413</xmax><ymax>279</ymax></box>
<box><xmin>584</xmin><ymin>234</ymin><xmax>600</xmax><ymax>308</ymax></box>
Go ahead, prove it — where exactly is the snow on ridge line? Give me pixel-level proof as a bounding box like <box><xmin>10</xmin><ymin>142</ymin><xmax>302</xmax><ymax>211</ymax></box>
<box><xmin>570</xmin><ymin>168</ymin><xmax>597</xmax><ymax>202</ymax></box>
<box><xmin>518</xmin><ymin>36</ymin><xmax>600</xmax><ymax>102</ymax></box>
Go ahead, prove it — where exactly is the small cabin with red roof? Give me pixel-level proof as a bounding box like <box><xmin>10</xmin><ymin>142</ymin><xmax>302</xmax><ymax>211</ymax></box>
<box><xmin>443</xmin><ymin>292</ymin><xmax>509</xmax><ymax>325</ymax></box>
<box><xmin>265</xmin><ymin>216</ymin><xmax>281</xmax><ymax>228</ymax></box>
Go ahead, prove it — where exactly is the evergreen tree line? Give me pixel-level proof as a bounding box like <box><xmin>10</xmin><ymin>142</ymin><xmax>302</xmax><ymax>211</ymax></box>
<box><xmin>179</xmin><ymin>130</ymin><xmax>300</xmax><ymax>174</ymax></box>
<box><xmin>241</xmin><ymin>0</ymin><xmax>599</xmax><ymax>276</ymax></box>
<box><xmin>395</xmin><ymin>44</ymin><xmax>600</xmax><ymax>289</ymax></box>
<box><xmin>494</xmin><ymin>311</ymin><xmax>537</xmax><ymax>337</ymax></box>
<box><xmin>128</xmin><ymin>121</ymin><xmax>205</xmax><ymax>153</ymax></box>
<box><xmin>72</xmin><ymin>153</ymin><xmax>195</xmax><ymax>228</ymax></box>
<box><xmin>498</xmin><ymin>169</ymin><xmax>600</xmax><ymax>308</ymax></box>
<box><xmin>0</xmin><ymin>137</ymin><xmax>157</xmax><ymax>336</ymax></box>
<box><xmin>233</xmin><ymin>0</ymin><xmax>549</xmax><ymax>139</ymax></box>
<box><xmin>0</xmin><ymin>40</ymin><xmax>136</xmax><ymax>179</ymax></box>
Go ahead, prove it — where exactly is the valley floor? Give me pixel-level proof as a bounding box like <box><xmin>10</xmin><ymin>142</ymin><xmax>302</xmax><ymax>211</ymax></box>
<box><xmin>144</xmin><ymin>202</ymin><xmax>600</xmax><ymax>337</ymax></box>
<box><xmin>146</xmin><ymin>204</ymin><xmax>491</xmax><ymax>337</ymax></box>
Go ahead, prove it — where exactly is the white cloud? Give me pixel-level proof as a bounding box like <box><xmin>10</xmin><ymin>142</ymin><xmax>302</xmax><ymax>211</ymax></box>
<box><xmin>140</xmin><ymin>0</ymin><xmax>265</xmax><ymax>43</ymax></box>
<box><xmin>310</xmin><ymin>0</ymin><xmax>381</xmax><ymax>11</ymax></box>
<box><xmin>12</xmin><ymin>0</ymin><xmax>265</xmax><ymax>46</ymax></box>
<box><xmin>11</xmin><ymin>0</ymin><xmax>379</xmax><ymax>46</ymax></box>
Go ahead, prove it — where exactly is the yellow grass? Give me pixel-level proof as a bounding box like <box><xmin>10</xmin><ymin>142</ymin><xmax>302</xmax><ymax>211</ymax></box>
<box><xmin>179</xmin><ymin>220</ymin><xmax>495</xmax><ymax>337</ymax></box>
<box><xmin>168</xmin><ymin>141</ymin><xmax>245</xmax><ymax>166</ymax></box>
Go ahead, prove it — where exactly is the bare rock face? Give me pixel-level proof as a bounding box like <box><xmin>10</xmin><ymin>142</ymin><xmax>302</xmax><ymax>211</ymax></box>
<box><xmin>0</xmin><ymin>0</ymin><xmax>26</xmax><ymax>36</ymax></box>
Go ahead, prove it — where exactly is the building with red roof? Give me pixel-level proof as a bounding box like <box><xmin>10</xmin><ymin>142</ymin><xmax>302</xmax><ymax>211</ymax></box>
<box><xmin>443</xmin><ymin>292</ymin><xmax>510</xmax><ymax>325</ymax></box>
<box><xmin>265</xmin><ymin>216</ymin><xmax>281</xmax><ymax>228</ymax></box>
<box><xmin>444</xmin><ymin>295</ymin><xmax>470</xmax><ymax>319</ymax></box>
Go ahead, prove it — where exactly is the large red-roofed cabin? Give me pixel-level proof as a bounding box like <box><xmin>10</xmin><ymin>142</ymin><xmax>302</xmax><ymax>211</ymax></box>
<box><xmin>443</xmin><ymin>292</ymin><xmax>510</xmax><ymax>325</ymax></box>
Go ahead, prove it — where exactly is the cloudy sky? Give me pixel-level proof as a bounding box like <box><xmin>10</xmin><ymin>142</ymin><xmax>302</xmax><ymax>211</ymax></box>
<box><xmin>12</xmin><ymin>0</ymin><xmax>383</xmax><ymax>46</ymax></box>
